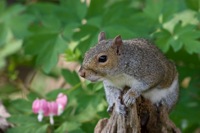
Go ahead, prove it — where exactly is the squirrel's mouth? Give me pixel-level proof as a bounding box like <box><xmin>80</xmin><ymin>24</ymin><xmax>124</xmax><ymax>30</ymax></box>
<box><xmin>86</xmin><ymin>76</ymin><xmax>102</xmax><ymax>82</ymax></box>
<box><xmin>79</xmin><ymin>66</ymin><xmax>104</xmax><ymax>82</ymax></box>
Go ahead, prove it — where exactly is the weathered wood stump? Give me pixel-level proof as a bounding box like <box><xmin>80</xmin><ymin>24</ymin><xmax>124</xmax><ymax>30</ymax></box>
<box><xmin>94</xmin><ymin>88</ymin><xmax>181</xmax><ymax>133</ymax></box>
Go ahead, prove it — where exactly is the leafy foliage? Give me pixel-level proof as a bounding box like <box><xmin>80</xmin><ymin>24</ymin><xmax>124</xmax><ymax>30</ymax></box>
<box><xmin>0</xmin><ymin>0</ymin><xmax>200</xmax><ymax>133</ymax></box>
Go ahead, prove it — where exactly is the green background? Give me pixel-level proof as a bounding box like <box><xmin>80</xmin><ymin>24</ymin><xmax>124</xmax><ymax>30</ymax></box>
<box><xmin>0</xmin><ymin>0</ymin><xmax>200</xmax><ymax>132</ymax></box>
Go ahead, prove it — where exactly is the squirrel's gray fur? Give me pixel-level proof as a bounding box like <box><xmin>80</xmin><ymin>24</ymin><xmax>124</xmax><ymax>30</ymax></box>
<box><xmin>79</xmin><ymin>32</ymin><xmax>179</xmax><ymax>115</ymax></box>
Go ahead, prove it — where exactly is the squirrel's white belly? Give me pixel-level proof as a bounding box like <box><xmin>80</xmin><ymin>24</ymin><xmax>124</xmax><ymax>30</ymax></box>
<box><xmin>142</xmin><ymin>77</ymin><xmax>178</xmax><ymax>105</ymax></box>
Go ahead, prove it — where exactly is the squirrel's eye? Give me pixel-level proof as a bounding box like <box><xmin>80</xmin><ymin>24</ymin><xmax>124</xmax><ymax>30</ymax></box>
<box><xmin>98</xmin><ymin>55</ymin><xmax>107</xmax><ymax>63</ymax></box>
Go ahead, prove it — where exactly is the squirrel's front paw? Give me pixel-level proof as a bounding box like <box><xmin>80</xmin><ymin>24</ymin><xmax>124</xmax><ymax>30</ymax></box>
<box><xmin>123</xmin><ymin>90</ymin><xmax>140</xmax><ymax>107</ymax></box>
<box><xmin>115</xmin><ymin>102</ymin><xmax>127</xmax><ymax>115</ymax></box>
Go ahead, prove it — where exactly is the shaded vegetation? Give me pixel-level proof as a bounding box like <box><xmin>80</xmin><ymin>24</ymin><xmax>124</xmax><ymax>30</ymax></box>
<box><xmin>0</xmin><ymin>0</ymin><xmax>200</xmax><ymax>132</ymax></box>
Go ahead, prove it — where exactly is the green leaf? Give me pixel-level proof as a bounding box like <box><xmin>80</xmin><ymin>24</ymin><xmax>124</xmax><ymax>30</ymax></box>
<box><xmin>0</xmin><ymin>4</ymin><xmax>26</xmax><ymax>22</ymax></box>
<box><xmin>7</xmin><ymin>127</ymin><xmax>27</xmax><ymax>133</ymax></box>
<box><xmin>185</xmin><ymin>0</ymin><xmax>200</xmax><ymax>11</ymax></box>
<box><xmin>143</xmin><ymin>0</ymin><xmax>163</xmax><ymax>21</ymax></box>
<box><xmin>155</xmin><ymin>28</ymin><xmax>172</xmax><ymax>53</ymax></box>
<box><xmin>9</xmin><ymin>14</ymin><xmax>33</xmax><ymax>38</ymax></box>
<box><xmin>0</xmin><ymin>30</ymin><xmax>22</xmax><ymax>68</ymax></box>
<box><xmin>184</xmin><ymin>40</ymin><xmax>200</xmax><ymax>54</ymax></box>
<box><xmin>60</xmin><ymin>0</ymin><xmax>87</xmax><ymax>20</ymax></box>
<box><xmin>160</xmin><ymin>0</ymin><xmax>179</xmax><ymax>22</ymax></box>
<box><xmin>23</xmin><ymin>34</ymin><xmax>67</xmax><ymax>73</ymax></box>
<box><xmin>8</xmin><ymin>115</ymin><xmax>37</xmax><ymax>125</ymax></box>
<box><xmin>173</xmin><ymin>23</ymin><xmax>200</xmax><ymax>54</ymax></box>
<box><xmin>40</xmin><ymin>15</ymin><xmax>61</xmax><ymax>31</ymax></box>
<box><xmin>7</xmin><ymin>117</ymin><xmax>48</xmax><ymax>133</ymax></box>
<box><xmin>55</xmin><ymin>121</ymin><xmax>82</xmax><ymax>133</ymax></box>
<box><xmin>0</xmin><ymin>0</ymin><xmax>5</xmax><ymax>13</ymax></box>
<box><xmin>61</xmin><ymin>69</ymin><xmax>80</xmax><ymax>86</ymax></box>
<box><xmin>101</xmin><ymin>1</ymin><xmax>134</xmax><ymax>26</ymax></box>
<box><xmin>0</xmin><ymin>23</ymin><xmax>8</xmax><ymax>47</ymax></box>
<box><xmin>27</xmin><ymin>3</ymin><xmax>60</xmax><ymax>20</ymax></box>
<box><xmin>86</xmin><ymin>0</ymin><xmax>106</xmax><ymax>18</ymax></box>
<box><xmin>104</xmin><ymin>24</ymin><xmax>136</xmax><ymax>39</ymax></box>
<box><xmin>77</xmin><ymin>37</ymin><xmax>93</xmax><ymax>55</ymax></box>
<box><xmin>9</xmin><ymin>99</ymin><xmax>32</xmax><ymax>114</ymax></box>
<box><xmin>75</xmin><ymin>104</ymin><xmax>97</xmax><ymax>122</ymax></box>
<box><xmin>73</xmin><ymin>24</ymin><xmax>99</xmax><ymax>54</ymax></box>
<box><xmin>65</xmin><ymin>48</ymin><xmax>81</xmax><ymax>61</ymax></box>
<box><xmin>62</xmin><ymin>23</ymin><xmax>80</xmax><ymax>40</ymax></box>
<box><xmin>163</xmin><ymin>10</ymin><xmax>199</xmax><ymax>33</ymax></box>
<box><xmin>170</xmin><ymin>39</ymin><xmax>183</xmax><ymax>52</ymax></box>
<box><xmin>35</xmin><ymin>124</ymin><xmax>48</xmax><ymax>133</ymax></box>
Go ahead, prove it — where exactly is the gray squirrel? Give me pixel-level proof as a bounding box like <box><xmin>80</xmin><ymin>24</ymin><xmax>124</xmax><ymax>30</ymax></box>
<box><xmin>79</xmin><ymin>32</ymin><xmax>179</xmax><ymax>115</ymax></box>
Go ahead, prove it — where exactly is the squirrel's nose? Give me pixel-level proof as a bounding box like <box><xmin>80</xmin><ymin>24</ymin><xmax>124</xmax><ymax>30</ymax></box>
<box><xmin>79</xmin><ymin>66</ymin><xmax>86</xmax><ymax>78</ymax></box>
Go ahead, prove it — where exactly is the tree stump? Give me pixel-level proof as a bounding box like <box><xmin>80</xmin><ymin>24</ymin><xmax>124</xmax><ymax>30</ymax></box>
<box><xmin>94</xmin><ymin>88</ymin><xmax>181</xmax><ymax>133</ymax></box>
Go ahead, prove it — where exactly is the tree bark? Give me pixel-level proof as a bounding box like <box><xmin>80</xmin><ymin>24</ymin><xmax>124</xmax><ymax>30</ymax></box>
<box><xmin>94</xmin><ymin>88</ymin><xmax>181</xmax><ymax>133</ymax></box>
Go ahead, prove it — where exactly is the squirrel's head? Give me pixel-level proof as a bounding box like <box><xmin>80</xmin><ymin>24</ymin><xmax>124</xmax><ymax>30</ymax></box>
<box><xmin>79</xmin><ymin>32</ymin><xmax>123</xmax><ymax>82</ymax></box>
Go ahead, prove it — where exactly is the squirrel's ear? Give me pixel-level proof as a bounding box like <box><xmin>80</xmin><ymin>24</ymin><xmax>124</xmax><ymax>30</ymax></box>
<box><xmin>98</xmin><ymin>32</ymin><xmax>106</xmax><ymax>42</ymax></box>
<box><xmin>112</xmin><ymin>35</ymin><xmax>123</xmax><ymax>48</ymax></box>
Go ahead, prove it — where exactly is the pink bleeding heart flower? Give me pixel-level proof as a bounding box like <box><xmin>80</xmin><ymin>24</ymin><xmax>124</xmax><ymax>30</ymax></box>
<box><xmin>47</xmin><ymin>101</ymin><xmax>58</xmax><ymax>125</ymax></box>
<box><xmin>56</xmin><ymin>93</ymin><xmax>67</xmax><ymax>115</ymax></box>
<box><xmin>32</xmin><ymin>99</ymin><xmax>48</xmax><ymax>122</ymax></box>
<box><xmin>32</xmin><ymin>93</ymin><xmax>68</xmax><ymax>125</ymax></box>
